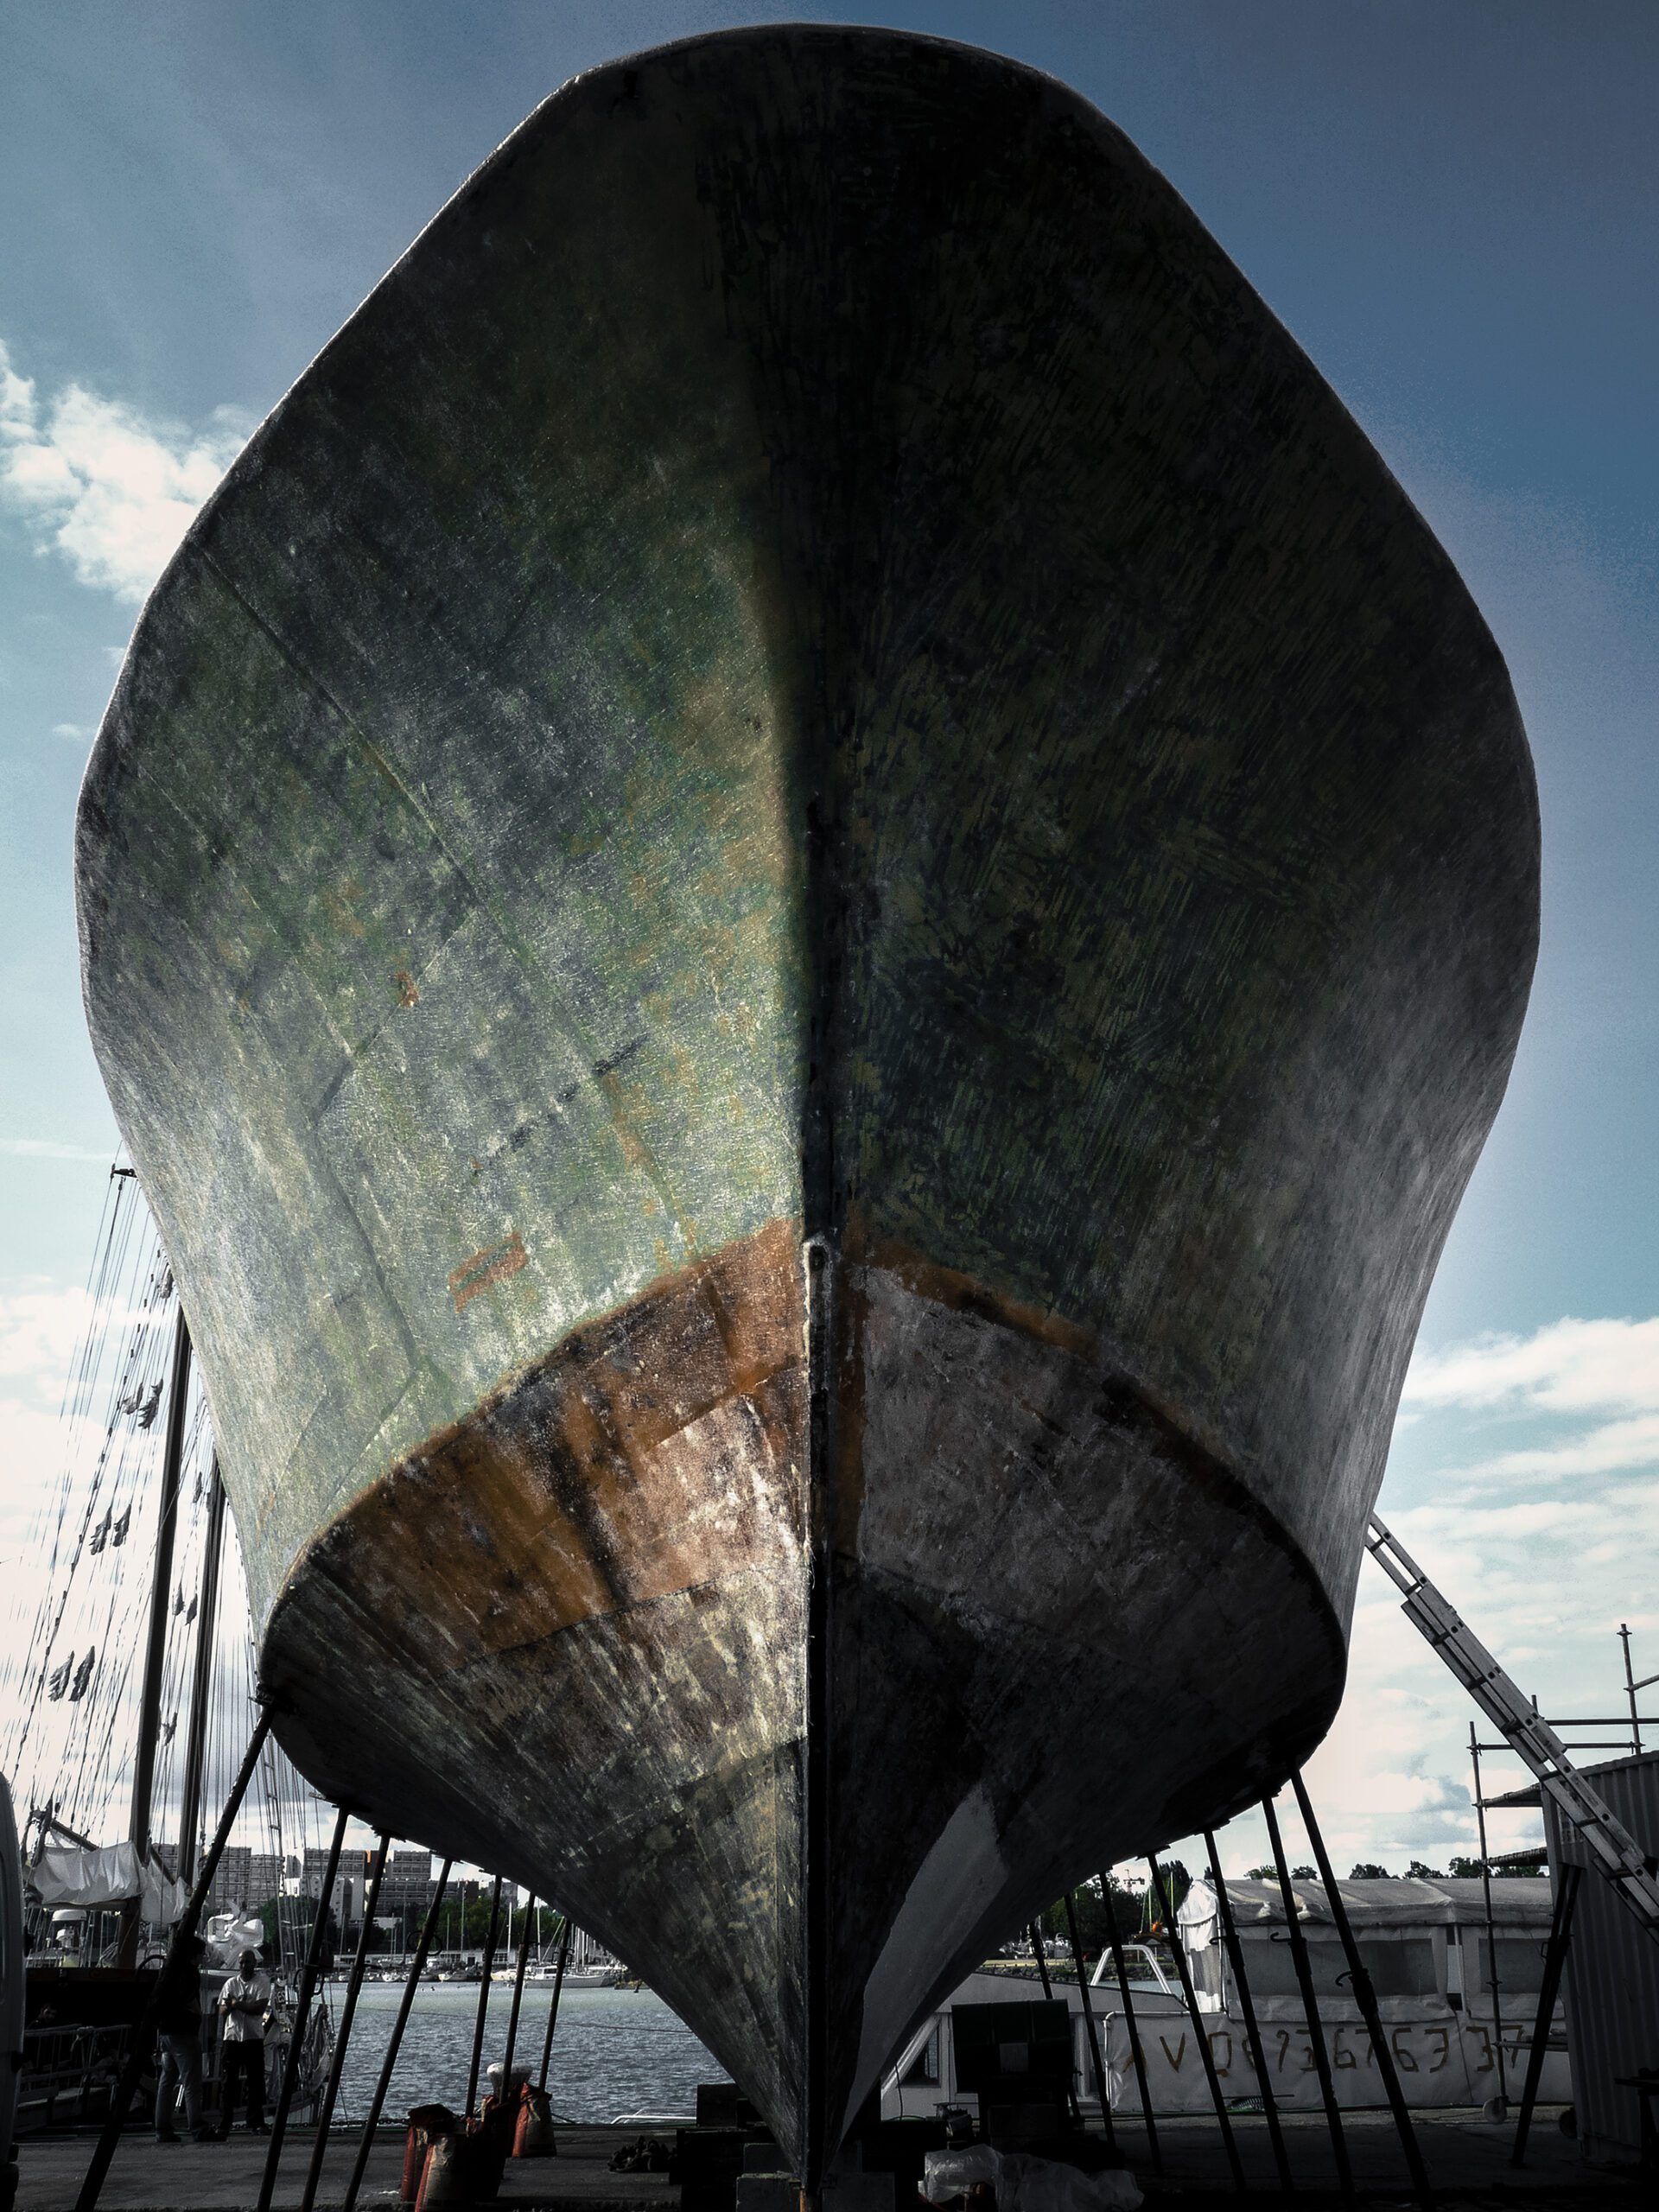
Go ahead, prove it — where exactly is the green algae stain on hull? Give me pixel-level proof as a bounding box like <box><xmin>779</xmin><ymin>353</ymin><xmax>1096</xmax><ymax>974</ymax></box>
<box><xmin>75</xmin><ymin>28</ymin><xmax>1538</xmax><ymax>2180</ymax></box>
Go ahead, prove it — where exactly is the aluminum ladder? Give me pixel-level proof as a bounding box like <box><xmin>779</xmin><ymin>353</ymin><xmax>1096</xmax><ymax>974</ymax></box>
<box><xmin>1366</xmin><ymin>1510</ymin><xmax>1659</xmax><ymax>1939</ymax></box>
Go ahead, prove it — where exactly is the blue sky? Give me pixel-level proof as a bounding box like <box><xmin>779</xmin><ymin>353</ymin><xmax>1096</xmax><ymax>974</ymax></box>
<box><xmin>2</xmin><ymin>1</ymin><xmax>1656</xmax><ymax>1878</ymax></box>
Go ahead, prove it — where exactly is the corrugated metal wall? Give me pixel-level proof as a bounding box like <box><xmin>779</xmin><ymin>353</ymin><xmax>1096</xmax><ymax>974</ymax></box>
<box><xmin>1542</xmin><ymin>1748</ymin><xmax>1659</xmax><ymax>2164</ymax></box>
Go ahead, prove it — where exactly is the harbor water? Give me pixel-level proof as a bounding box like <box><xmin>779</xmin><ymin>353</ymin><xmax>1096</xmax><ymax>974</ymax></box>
<box><xmin>328</xmin><ymin>1982</ymin><xmax>728</xmax><ymax>2126</ymax></box>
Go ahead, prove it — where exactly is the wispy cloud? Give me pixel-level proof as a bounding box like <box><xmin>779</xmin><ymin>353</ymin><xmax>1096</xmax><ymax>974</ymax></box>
<box><xmin>1405</xmin><ymin>1315</ymin><xmax>1659</xmax><ymax>1415</ymax></box>
<box><xmin>0</xmin><ymin>338</ymin><xmax>249</xmax><ymax>604</ymax></box>
<box><xmin>1400</xmin><ymin>1315</ymin><xmax>1659</xmax><ymax>1485</ymax></box>
<box><xmin>1208</xmin><ymin>1312</ymin><xmax>1659</xmax><ymax>1872</ymax></box>
<box><xmin>0</xmin><ymin>1284</ymin><xmax>102</xmax><ymax>1382</ymax></box>
<box><xmin>0</xmin><ymin>1139</ymin><xmax>113</xmax><ymax>1163</ymax></box>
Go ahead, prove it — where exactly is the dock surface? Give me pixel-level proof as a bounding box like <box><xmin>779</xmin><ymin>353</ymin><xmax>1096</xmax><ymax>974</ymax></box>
<box><xmin>12</xmin><ymin>2122</ymin><xmax>675</xmax><ymax>2210</ymax></box>
<box><xmin>10</xmin><ymin>2110</ymin><xmax>1647</xmax><ymax>2209</ymax></box>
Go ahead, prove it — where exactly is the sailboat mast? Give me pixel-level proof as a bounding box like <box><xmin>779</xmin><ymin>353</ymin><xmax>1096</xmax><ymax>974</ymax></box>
<box><xmin>176</xmin><ymin>1458</ymin><xmax>226</xmax><ymax>1883</ymax></box>
<box><xmin>117</xmin><ymin>1304</ymin><xmax>190</xmax><ymax>1967</ymax></box>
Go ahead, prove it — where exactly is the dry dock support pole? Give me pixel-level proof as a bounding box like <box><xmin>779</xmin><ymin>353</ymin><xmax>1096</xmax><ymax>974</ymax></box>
<box><xmin>466</xmin><ymin>1873</ymin><xmax>505</xmax><ymax>2118</ymax></box>
<box><xmin>74</xmin><ymin>1710</ymin><xmax>273</xmax><ymax>2212</ymax></box>
<box><xmin>298</xmin><ymin>1832</ymin><xmax>390</xmax><ymax>2212</ymax></box>
<box><xmin>1619</xmin><ymin>1624</ymin><xmax>1644</xmax><ymax>1754</ymax></box>
<box><xmin>1510</xmin><ymin>1862</ymin><xmax>1581</xmax><ymax>2167</ymax></box>
<box><xmin>257</xmin><ymin>1802</ymin><xmax>350</xmax><ymax>2212</ymax></box>
<box><xmin>1029</xmin><ymin>1922</ymin><xmax>1054</xmax><ymax>2000</ymax></box>
<box><xmin>1261</xmin><ymin>1795</ymin><xmax>1352</xmax><ymax>2195</ymax></box>
<box><xmin>1289</xmin><ymin>1773</ymin><xmax>1431</xmax><ymax>2205</ymax></box>
<box><xmin>500</xmin><ymin>1891</ymin><xmax>536</xmax><ymax>2089</ymax></box>
<box><xmin>1063</xmin><ymin>1889</ymin><xmax>1117</xmax><ymax>2153</ymax></box>
<box><xmin>341</xmin><ymin>1854</ymin><xmax>454</xmax><ymax>2212</ymax></box>
<box><xmin>1100</xmin><ymin>1873</ymin><xmax>1161</xmax><ymax>2171</ymax></box>
<box><xmin>1204</xmin><ymin>1831</ymin><xmax>1294</xmax><ymax>2192</ymax></box>
<box><xmin>1147</xmin><ymin>1855</ymin><xmax>1244</xmax><ymax>2188</ymax></box>
<box><xmin>1469</xmin><ymin>1726</ymin><xmax>1509</xmax><ymax>2114</ymax></box>
<box><xmin>1030</xmin><ymin>1918</ymin><xmax>1077</xmax><ymax>2121</ymax></box>
<box><xmin>535</xmin><ymin>1912</ymin><xmax>573</xmax><ymax>2151</ymax></box>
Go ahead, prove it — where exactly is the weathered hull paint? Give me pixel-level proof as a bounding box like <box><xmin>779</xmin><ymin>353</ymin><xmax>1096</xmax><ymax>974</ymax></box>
<box><xmin>75</xmin><ymin>28</ymin><xmax>1538</xmax><ymax>2178</ymax></box>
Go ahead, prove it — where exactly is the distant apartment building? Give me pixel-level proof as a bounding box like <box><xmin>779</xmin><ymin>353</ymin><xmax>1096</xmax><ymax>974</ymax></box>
<box><xmin>206</xmin><ymin>1847</ymin><xmax>283</xmax><ymax>1911</ymax></box>
<box><xmin>380</xmin><ymin>1848</ymin><xmax>434</xmax><ymax>1915</ymax></box>
<box><xmin>248</xmin><ymin>1853</ymin><xmax>283</xmax><ymax>1906</ymax></box>
<box><xmin>207</xmin><ymin>1846</ymin><xmax>250</xmax><ymax>1910</ymax></box>
<box><xmin>302</xmin><ymin>1844</ymin><xmax>366</xmax><ymax>1929</ymax></box>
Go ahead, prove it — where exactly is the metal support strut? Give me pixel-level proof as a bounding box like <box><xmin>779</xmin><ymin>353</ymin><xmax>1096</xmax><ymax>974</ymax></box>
<box><xmin>1290</xmin><ymin>1771</ymin><xmax>1431</xmax><ymax>2205</ymax></box>
<box><xmin>257</xmin><ymin>1802</ymin><xmax>350</xmax><ymax>2212</ymax></box>
<box><xmin>1029</xmin><ymin>1921</ymin><xmax>1054</xmax><ymax>2001</ymax></box>
<box><xmin>1510</xmin><ymin>1863</ymin><xmax>1581</xmax><ymax>2167</ymax></box>
<box><xmin>1147</xmin><ymin>1854</ymin><xmax>1244</xmax><ymax>2189</ymax></box>
<box><xmin>466</xmin><ymin>1873</ymin><xmax>505</xmax><ymax>2118</ymax></box>
<box><xmin>1204</xmin><ymin>1830</ymin><xmax>1293</xmax><ymax>2193</ymax></box>
<box><xmin>501</xmin><ymin>1890</ymin><xmax>536</xmax><ymax>2090</ymax></box>
<box><xmin>74</xmin><ymin>1709</ymin><xmax>274</xmax><ymax>2212</ymax></box>
<box><xmin>1262</xmin><ymin>1795</ymin><xmax>1352</xmax><ymax>2196</ymax></box>
<box><xmin>341</xmin><ymin>1854</ymin><xmax>454</xmax><ymax>2212</ymax></box>
<box><xmin>535</xmin><ymin>1911</ymin><xmax>573</xmax><ymax>2152</ymax></box>
<box><xmin>1101</xmin><ymin>1871</ymin><xmax>1161</xmax><ymax>2172</ymax></box>
<box><xmin>1063</xmin><ymin>1889</ymin><xmax>1116</xmax><ymax>2154</ymax></box>
<box><xmin>299</xmin><ymin>1832</ymin><xmax>390</xmax><ymax>2212</ymax></box>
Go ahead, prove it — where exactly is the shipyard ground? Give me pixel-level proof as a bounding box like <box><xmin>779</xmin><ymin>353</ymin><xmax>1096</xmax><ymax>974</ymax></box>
<box><xmin>10</xmin><ymin>2111</ymin><xmax>1648</xmax><ymax>2211</ymax></box>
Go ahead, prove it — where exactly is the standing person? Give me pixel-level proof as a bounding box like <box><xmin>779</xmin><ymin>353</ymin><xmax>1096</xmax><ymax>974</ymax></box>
<box><xmin>216</xmin><ymin>1947</ymin><xmax>272</xmax><ymax>2133</ymax></box>
<box><xmin>154</xmin><ymin>1930</ymin><xmax>216</xmax><ymax>2144</ymax></box>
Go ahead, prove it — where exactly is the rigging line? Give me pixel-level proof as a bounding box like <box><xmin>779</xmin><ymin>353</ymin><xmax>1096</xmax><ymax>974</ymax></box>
<box><xmin>54</xmin><ymin>1348</ymin><xmax>166</xmax><ymax>1834</ymax></box>
<box><xmin>9</xmin><ymin>1284</ymin><xmax>143</xmax><ymax>1764</ymax></box>
<box><xmin>14</xmin><ymin>1231</ymin><xmax>170</xmax><ymax>1765</ymax></box>
<box><xmin>54</xmin><ymin>1165</ymin><xmax>119</xmax><ymax>1423</ymax></box>
<box><xmin>69</xmin><ymin>1605</ymin><xmax>146</xmax><ymax>1836</ymax></box>
<box><xmin>35</xmin><ymin>1174</ymin><xmax>127</xmax><ymax>1651</ymax></box>
<box><xmin>0</xmin><ymin>1171</ymin><xmax>119</xmax><ymax>1707</ymax></box>
<box><xmin>70</xmin><ymin>1424</ymin><xmax>157</xmax><ymax>1777</ymax></box>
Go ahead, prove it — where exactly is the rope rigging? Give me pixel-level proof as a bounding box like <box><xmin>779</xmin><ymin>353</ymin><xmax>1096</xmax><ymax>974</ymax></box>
<box><xmin>9</xmin><ymin>1164</ymin><xmax>334</xmax><ymax>1978</ymax></box>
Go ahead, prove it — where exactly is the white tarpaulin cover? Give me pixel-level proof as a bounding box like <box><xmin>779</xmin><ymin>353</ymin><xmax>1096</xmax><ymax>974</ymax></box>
<box><xmin>31</xmin><ymin>1842</ymin><xmax>187</xmax><ymax>1925</ymax></box>
<box><xmin>1181</xmin><ymin>1876</ymin><xmax>1553</xmax><ymax>1933</ymax></box>
<box><xmin>923</xmin><ymin>2145</ymin><xmax>1141</xmax><ymax>2212</ymax></box>
<box><xmin>1098</xmin><ymin>2005</ymin><xmax>1569</xmax><ymax>2113</ymax></box>
<box><xmin>1176</xmin><ymin>1878</ymin><xmax>1218</xmax><ymax>1948</ymax></box>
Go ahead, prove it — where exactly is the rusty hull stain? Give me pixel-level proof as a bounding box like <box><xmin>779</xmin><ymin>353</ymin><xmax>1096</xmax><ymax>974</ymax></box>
<box><xmin>346</xmin><ymin>1215</ymin><xmax>807</xmax><ymax>1652</ymax></box>
<box><xmin>448</xmin><ymin>1229</ymin><xmax>529</xmax><ymax>1313</ymax></box>
<box><xmin>261</xmin><ymin>1216</ymin><xmax>1340</xmax><ymax>2161</ymax></box>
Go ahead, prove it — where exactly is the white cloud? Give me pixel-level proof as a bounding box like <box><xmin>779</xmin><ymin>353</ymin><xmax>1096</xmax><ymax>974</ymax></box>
<box><xmin>0</xmin><ymin>338</ymin><xmax>248</xmax><ymax>605</ymax></box>
<box><xmin>0</xmin><ymin>1138</ymin><xmax>114</xmax><ymax>1163</ymax></box>
<box><xmin>1166</xmin><ymin>1313</ymin><xmax>1659</xmax><ymax>1872</ymax></box>
<box><xmin>1402</xmin><ymin>1314</ymin><xmax>1659</xmax><ymax>1483</ymax></box>
<box><xmin>51</xmin><ymin>721</ymin><xmax>89</xmax><ymax>741</ymax></box>
<box><xmin>1405</xmin><ymin>1314</ymin><xmax>1659</xmax><ymax>1414</ymax></box>
<box><xmin>0</xmin><ymin>1285</ymin><xmax>99</xmax><ymax>1383</ymax></box>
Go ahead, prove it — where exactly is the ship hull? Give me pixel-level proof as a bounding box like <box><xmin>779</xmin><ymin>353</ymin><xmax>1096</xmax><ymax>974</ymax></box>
<box><xmin>260</xmin><ymin>1219</ymin><xmax>1343</xmax><ymax>2140</ymax></box>
<box><xmin>77</xmin><ymin>28</ymin><xmax>1537</xmax><ymax>2177</ymax></box>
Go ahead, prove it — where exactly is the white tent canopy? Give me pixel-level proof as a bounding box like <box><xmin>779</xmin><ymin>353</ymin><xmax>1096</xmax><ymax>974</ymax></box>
<box><xmin>31</xmin><ymin>1840</ymin><xmax>188</xmax><ymax>1926</ymax></box>
<box><xmin>1178</xmin><ymin>1873</ymin><xmax>1554</xmax><ymax>1940</ymax></box>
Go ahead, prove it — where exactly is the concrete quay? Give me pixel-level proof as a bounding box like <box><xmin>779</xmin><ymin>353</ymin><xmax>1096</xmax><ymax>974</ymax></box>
<box><xmin>9</xmin><ymin>2108</ymin><xmax>1649</xmax><ymax>2211</ymax></box>
<box><xmin>11</xmin><ymin>2122</ymin><xmax>675</xmax><ymax>2211</ymax></box>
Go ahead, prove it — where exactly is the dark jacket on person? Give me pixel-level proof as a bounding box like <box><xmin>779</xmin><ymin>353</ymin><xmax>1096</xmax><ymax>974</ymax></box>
<box><xmin>154</xmin><ymin>1948</ymin><xmax>204</xmax><ymax>2039</ymax></box>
